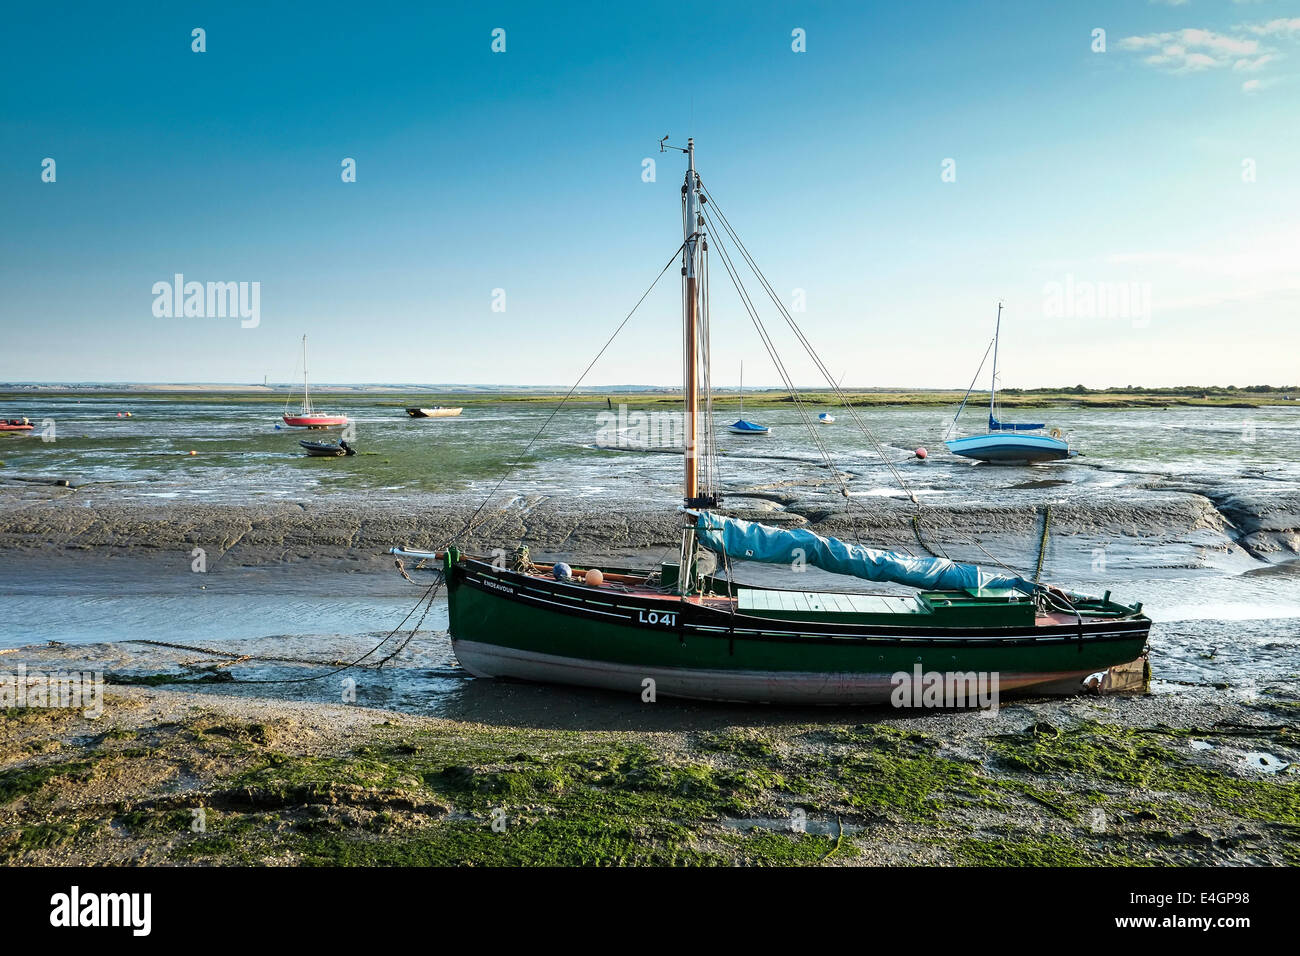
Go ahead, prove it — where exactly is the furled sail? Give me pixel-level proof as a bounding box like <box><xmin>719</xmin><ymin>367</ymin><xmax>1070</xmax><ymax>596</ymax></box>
<box><xmin>988</xmin><ymin>414</ymin><xmax>1045</xmax><ymax>431</ymax></box>
<box><xmin>693</xmin><ymin>512</ymin><xmax>1034</xmax><ymax>593</ymax></box>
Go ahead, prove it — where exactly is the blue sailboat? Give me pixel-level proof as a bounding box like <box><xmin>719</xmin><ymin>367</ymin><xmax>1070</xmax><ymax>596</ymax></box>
<box><xmin>727</xmin><ymin>361</ymin><xmax>771</xmax><ymax>435</ymax></box>
<box><xmin>944</xmin><ymin>303</ymin><xmax>1074</xmax><ymax>463</ymax></box>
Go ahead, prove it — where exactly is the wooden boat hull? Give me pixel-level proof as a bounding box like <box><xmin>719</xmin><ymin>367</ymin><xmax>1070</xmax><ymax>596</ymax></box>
<box><xmin>444</xmin><ymin>555</ymin><xmax>1150</xmax><ymax>705</ymax></box>
<box><xmin>406</xmin><ymin>407</ymin><xmax>463</xmax><ymax>418</ymax></box>
<box><xmin>945</xmin><ymin>434</ymin><xmax>1072</xmax><ymax>463</ymax></box>
<box><xmin>453</xmin><ymin>640</ymin><xmax>1129</xmax><ymax>705</ymax></box>
<box><xmin>283</xmin><ymin>414</ymin><xmax>348</xmax><ymax>428</ymax></box>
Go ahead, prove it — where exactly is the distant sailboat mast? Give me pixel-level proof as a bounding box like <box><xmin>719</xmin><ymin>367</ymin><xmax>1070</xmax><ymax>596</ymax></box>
<box><xmin>989</xmin><ymin>301</ymin><xmax>1002</xmax><ymax>430</ymax></box>
<box><xmin>301</xmin><ymin>335</ymin><xmax>312</xmax><ymax>415</ymax></box>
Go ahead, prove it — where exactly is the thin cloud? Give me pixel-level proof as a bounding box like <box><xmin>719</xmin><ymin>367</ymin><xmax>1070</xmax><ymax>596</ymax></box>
<box><xmin>1120</xmin><ymin>19</ymin><xmax>1300</xmax><ymax>87</ymax></box>
<box><xmin>1119</xmin><ymin>28</ymin><xmax>1259</xmax><ymax>71</ymax></box>
<box><xmin>1233</xmin><ymin>52</ymin><xmax>1277</xmax><ymax>70</ymax></box>
<box><xmin>1241</xmin><ymin>17</ymin><xmax>1300</xmax><ymax>37</ymax></box>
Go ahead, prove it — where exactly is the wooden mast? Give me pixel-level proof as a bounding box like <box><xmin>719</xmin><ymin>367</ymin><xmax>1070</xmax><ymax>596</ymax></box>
<box><xmin>683</xmin><ymin>137</ymin><xmax>700</xmax><ymax>504</ymax></box>
<box><xmin>676</xmin><ymin>137</ymin><xmax>706</xmax><ymax>594</ymax></box>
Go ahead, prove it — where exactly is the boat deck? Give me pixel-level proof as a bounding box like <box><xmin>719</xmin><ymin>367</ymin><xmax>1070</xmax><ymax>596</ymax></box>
<box><xmin>738</xmin><ymin>589</ymin><xmax>920</xmax><ymax>616</ymax></box>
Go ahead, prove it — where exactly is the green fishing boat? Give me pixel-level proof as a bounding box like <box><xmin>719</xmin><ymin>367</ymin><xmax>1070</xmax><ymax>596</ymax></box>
<box><xmin>395</xmin><ymin>137</ymin><xmax>1151</xmax><ymax>705</ymax></box>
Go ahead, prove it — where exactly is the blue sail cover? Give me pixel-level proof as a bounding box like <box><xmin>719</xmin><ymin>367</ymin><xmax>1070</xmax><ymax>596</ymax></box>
<box><xmin>989</xmin><ymin>414</ymin><xmax>1045</xmax><ymax>431</ymax></box>
<box><xmin>694</xmin><ymin>512</ymin><xmax>1034</xmax><ymax>593</ymax></box>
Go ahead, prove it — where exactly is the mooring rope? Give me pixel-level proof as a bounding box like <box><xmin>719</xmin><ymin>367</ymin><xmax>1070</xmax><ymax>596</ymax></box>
<box><xmin>911</xmin><ymin>514</ymin><xmax>950</xmax><ymax>560</ymax></box>
<box><xmin>1034</xmin><ymin>504</ymin><xmax>1053</xmax><ymax>584</ymax></box>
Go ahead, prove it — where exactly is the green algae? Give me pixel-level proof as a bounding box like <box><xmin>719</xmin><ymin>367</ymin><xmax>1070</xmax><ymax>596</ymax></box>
<box><xmin>955</xmin><ymin>835</ymin><xmax>1136</xmax><ymax>867</ymax></box>
<box><xmin>698</xmin><ymin>729</ymin><xmax>781</xmax><ymax>760</ymax></box>
<box><xmin>792</xmin><ymin>723</ymin><xmax>1006</xmax><ymax>820</ymax></box>
<box><xmin>289</xmin><ymin>816</ymin><xmax>722</xmax><ymax>867</ymax></box>
<box><xmin>5</xmin><ymin>702</ymin><xmax>1299</xmax><ymax>866</ymax></box>
<box><xmin>0</xmin><ymin>758</ymin><xmax>99</xmax><ymax>805</ymax></box>
<box><xmin>13</xmin><ymin>819</ymin><xmax>97</xmax><ymax>852</ymax></box>
<box><xmin>0</xmin><ymin>706</ymin><xmax>79</xmax><ymax>729</ymax></box>
<box><xmin>988</xmin><ymin>720</ymin><xmax>1300</xmax><ymax>828</ymax></box>
<box><xmin>718</xmin><ymin>829</ymin><xmax>848</xmax><ymax>865</ymax></box>
<box><xmin>106</xmin><ymin>672</ymin><xmax>235</xmax><ymax>686</ymax></box>
<box><xmin>237</xmin><ymin>752</ymin><xmax>415</xmax><ymax>793</ymax></box>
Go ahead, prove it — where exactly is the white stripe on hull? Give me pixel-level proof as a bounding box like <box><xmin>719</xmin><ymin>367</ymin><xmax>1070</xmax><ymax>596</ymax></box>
<box><xmin>452</xmin><ymin>639</ymin><xmax>1099</xmax><ymax>705</ymax></box>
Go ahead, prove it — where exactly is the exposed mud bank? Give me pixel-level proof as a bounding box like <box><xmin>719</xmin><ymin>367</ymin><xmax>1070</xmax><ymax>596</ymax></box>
<box><xmin>2</xmin><ymin>482</ymin><xmax>1296</xmax><ymax>570</ymax></box>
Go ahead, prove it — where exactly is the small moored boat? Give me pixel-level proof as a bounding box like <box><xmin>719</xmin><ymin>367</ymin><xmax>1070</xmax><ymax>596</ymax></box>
<box><xmin>727</xmin><ymin>362</ymin><xmax>771</xmax><ymax>435</ymax></box>
<box><xmin>817</xmin><ymin>412</ymin><xmax>835</xmax><ymax>424</ymax></box>
<box><xmin>0</xmin><ymin>419</ymin><xmax>34</xmax><ymax>432</ymax></box>
<box><xmin>944</xmin><ymin>303</ymin><xmax>1073</xmax><ymax>464</ymax></box>
<box><xmin>406</xmin><ymin>407</ymin><xmax>464</xmax><ymax>418</ymax></box>
<box><xmin>300</xmin><ymin>439</ymin><xmax>355</xmax><ymax>457</ymax></box>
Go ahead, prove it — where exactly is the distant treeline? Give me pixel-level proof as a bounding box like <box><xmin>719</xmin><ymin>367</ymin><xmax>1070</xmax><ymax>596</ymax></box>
<box><xmin>1000</xmin><ymin>384</ymin><xmax>1296</xmax><ymax>396</ymax></box>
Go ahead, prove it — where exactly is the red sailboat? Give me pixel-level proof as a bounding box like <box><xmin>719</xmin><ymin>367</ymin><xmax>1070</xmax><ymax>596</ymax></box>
<box><xmin>282</xmin><ymin>335</ymin><xmax>348</xmax><ymax>428</ymax></box>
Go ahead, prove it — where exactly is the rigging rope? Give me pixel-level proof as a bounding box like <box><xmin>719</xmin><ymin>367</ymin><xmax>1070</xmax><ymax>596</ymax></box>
<box><xmin>702</xmin><ymin>208</ymin><xmax>856</xmax><ymax>506</ymax></box>
<box><xmin>701</xmin><ymin>204</ymin><xmax>915</xmax><ymax>555</ymax></box>
<box><xmin>699</xmin><ymin>181</ymin><xmax>919</xmax><ymax>506</ymax></box>
<box><xmin>700</xmin><ymin>183</ymin><xmax>1049</xmax><ymax>580</ymax></box>
<box><xmin>455</xmin><ymin>241</ymin><xmax>687</xmax><ymax>545</ymax></box>
<box><xmin>219</xmin><ymin>243</ymin><xmax>687</xmax><ymax>684</ymax></box>
<box><xmin>945</xmin><ymin>334</ymin><xmax>996</xmax><ymax>441</ymax></box>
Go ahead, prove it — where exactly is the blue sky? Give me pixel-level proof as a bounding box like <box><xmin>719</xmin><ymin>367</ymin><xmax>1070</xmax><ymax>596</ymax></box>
<box><xmin>2</xmin><ymin>0</ymin><xmax>1298</xmax><ymax>387</ymax></box>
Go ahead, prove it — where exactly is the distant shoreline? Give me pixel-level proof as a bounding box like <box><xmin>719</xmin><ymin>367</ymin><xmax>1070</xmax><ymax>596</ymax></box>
<box><xmin>1</xmin><ymin>385</ymin><xmax>1296</xmax><ymax>409</ymax></box>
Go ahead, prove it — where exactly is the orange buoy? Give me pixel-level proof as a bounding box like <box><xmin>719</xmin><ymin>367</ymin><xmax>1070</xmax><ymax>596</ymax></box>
<box><xmin>584</xmin><ymin>568</ymin><xmax>604</xmax><ymax>587</ymax></box>
<box><xmin>189</xmin><ymin>450</ymin><xmax>197</xmax><ymax>456</ymax></box>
